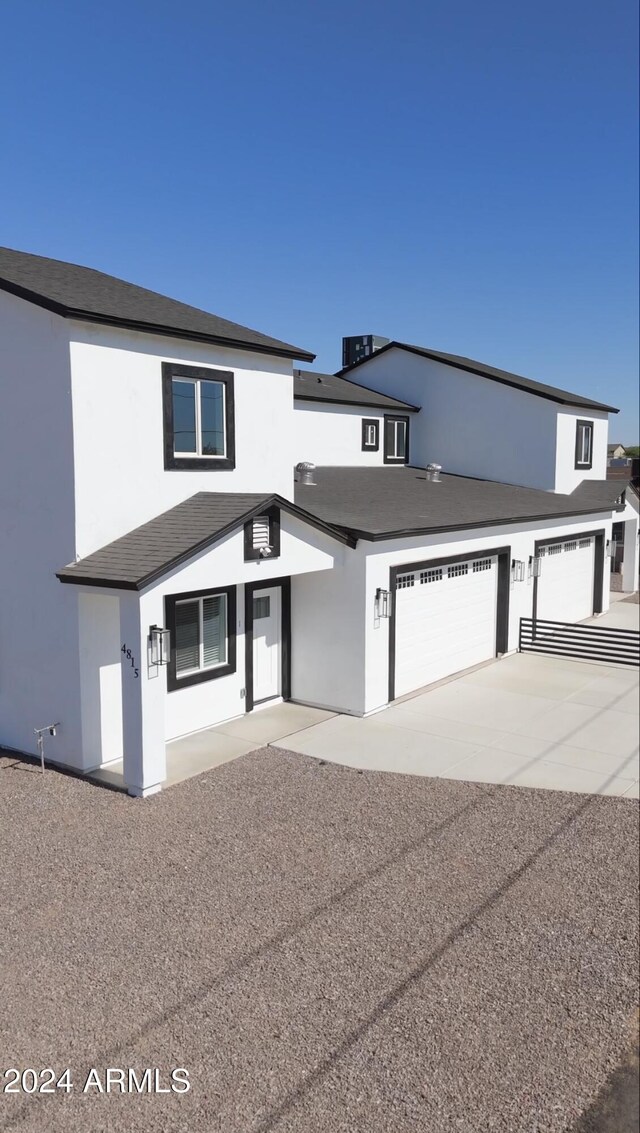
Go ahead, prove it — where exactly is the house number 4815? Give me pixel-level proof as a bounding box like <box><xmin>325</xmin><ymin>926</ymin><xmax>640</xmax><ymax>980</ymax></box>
<box><xmin>121</xmin><ymin>644</ymin><xmax>139</xmax><ymax>678</ymax></box>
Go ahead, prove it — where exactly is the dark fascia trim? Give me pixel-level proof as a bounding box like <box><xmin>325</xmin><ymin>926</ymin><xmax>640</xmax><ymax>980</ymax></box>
<box><xmin>244</xmin><ymin>504</ymin><xmax>281</xmax><ymax>561</ymax></box>
<box><xmin>165</xmin><ymin>584</ymin><xmax>237</xmax><ymax>692</ymax></box>
<box><xmin>361</xmin><ymin>418</ymin><xmax>380</xmax><ymax>451</ymax></box>
<box><xmin>244</xmin><ymin>576</ymin><xmax>291</xmax><ymax>713</ymax></box>
<box><xmin>532</xmin><ymin>528</ymin><xmax>605</xmax><ymax>620</ymax></box>
<box><xmin>0</xmin><ymin>278</ymin><xmax>315</xmax><ymax>362</ymax></box>
<box><xmin>337</xmin><ymin>341</ymin><xmax>619</xmax><ymax>414</ymax></box>
<box><xmin>295</xmin><ymin>394</ymin><xmax>420</xmax><ymax>412</ymax></box>
<box><xmin>574</xmin><ymin>419</ymin><xmax>594</xmax><ymax>471</ymax></box>
<box><xmin>55</xmin><ymin>574</ymin><xmax>140</xmax><ymax>591</ymax></box>
<box><xmin>56</xmin><ymin>494</ymin><xmax>355</xmax><ymax>591</ymax></box>
<box><xmin>162</xmin><ymin>362</ymin><xmax>236</xmax><ymax>472</ymax></box>
<box><xmin>337</xmin><ymin>504</ymin><xmax>621</xmax><ymax>543</ymax></box>
<box><xmin>387</xmin><ymin>546</ymin><xmax>511</xmax><ymax>703</ymax></box>
<box><xmin>383</xmin><ymin>414</ymin><xmax>410</xmax><ymax>465</ymax></box>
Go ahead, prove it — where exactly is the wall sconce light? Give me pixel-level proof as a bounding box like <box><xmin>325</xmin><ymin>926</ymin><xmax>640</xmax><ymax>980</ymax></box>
<box><xmin>149</xmin><ymin>625</ymin><xmax>170</xmax><ymax>665</ymax></box>
<box><xmin>528</xmin><ymin>555</ymin><xmax>542</xmax><ymax>578</ymax></box>
<box><xmin>375</xmin><ymin>588</ymin><xmax>390</xmax><ymax>618</ymax></box>
<box><xmin>511</xmin><ymin>559</ymin><xmax>525</xmax><ymax>582</ymax></box>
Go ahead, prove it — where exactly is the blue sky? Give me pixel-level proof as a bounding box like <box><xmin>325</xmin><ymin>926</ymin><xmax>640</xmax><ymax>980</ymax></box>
<box><xmin>2</xmin><ymin>0</ymin><xmax>638</xmax><ymax>437</ymax></box>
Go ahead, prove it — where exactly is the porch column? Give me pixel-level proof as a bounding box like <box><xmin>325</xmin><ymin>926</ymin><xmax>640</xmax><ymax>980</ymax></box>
<box><xmin>622</xmin><ymin>517</ymin><xmax>639</xmax><ymax>593</ymax></box>
<box><xmin>119</xmin><ymin>592</ymin><xmax>166</xmax><ymax>797</ymax></box>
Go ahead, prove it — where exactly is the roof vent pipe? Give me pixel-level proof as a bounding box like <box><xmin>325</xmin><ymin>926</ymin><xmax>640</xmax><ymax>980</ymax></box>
<box><xmin>426</xmin><ymin>463</ymin><xmax>442</xmax><ymax>483</ymax></box>
<box><xmin>296</xmin><ymin>461</ymin><xmax>317</xmax><ymax>486</ymax></box>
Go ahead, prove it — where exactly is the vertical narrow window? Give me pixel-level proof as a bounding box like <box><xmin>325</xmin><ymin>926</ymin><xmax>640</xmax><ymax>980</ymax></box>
<box><xmin>175</xmin><ymin>599</ymin><xmax>200</xmax><ymax>675</ymax></box>
<box><xmin>575</xmin><ymin>420</ymin><xmax>593</xmax><ymax>469</ymax></box>
<box><xmin>172</xmin><ymin>380</ymin><xmax>197</xmax><ymax>454</ymax></box>
<box><xmin>202</xmin><ymin>595</ymin><xmax>226</xmax><ymax>667</ymax></box>
<box><xmin>384</xmin><ymin>415</ymin><xmax>409</xmax><ymax>463</ymax></box>
<box><xmin>200</xmin><ymin>381</ymin><xmax>225</xmax><ymax>456</ymax></box>
<box><xmin>361</xmin><ymin>418</ymin><xmax>379</xmax><ymax>450</ymax></box>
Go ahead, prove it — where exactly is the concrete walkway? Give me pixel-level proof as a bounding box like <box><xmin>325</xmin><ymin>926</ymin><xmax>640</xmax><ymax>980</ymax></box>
<box><xmin>91</xmin><ymin>701</ymin><xmax>335</xmax><ymax>790</ymax></box>
<box><xmin>278</xmin><ymin>653</ymin><xmax>639</xmax><ymax>798</ymax></box>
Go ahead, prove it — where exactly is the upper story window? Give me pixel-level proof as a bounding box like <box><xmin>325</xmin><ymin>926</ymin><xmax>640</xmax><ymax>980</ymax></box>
<box><xmin>244</xmin><ymin>506</ymin><xmax>281</xmax><ymax>561</ymax></box>
<box><xmin>361</xmin><ymin>419</ymin><xmax>380</xmax><ymax>451</ymax></box>
<box><xmin>384</xmin><ymin>415</ymin><xmax>409</xmax><ymax>464</ymax></box>
<box><xmin>162</xmin><ymin>363</ymin><xmax>235</xmax><ymax>471</ymax></box>
<box><xmin>574</xmin><ymin>419</ymin><xmax>593</xmax><ymax>470</ymax></box>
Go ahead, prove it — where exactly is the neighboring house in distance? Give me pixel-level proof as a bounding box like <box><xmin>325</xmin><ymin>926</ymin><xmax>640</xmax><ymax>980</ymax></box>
<box><xmin>607</xmin><ymin>443</ymin><xmax>628</xmax><ymax>463</ymax></box>
<box><xmin>0</xmin><ymin>250</ymin><xmax>637</xmax><ymax>798</ymax></box>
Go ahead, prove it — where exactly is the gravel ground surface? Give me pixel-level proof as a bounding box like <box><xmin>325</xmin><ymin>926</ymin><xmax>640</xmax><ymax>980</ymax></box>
<box><xmin>0</xmin><ymin>746</ymin><xmax>638</xmax><ymax>1133</ymax></box>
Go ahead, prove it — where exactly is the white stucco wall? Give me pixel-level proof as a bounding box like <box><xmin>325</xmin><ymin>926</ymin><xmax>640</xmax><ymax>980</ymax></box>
<box><xmin>343</xmin><ymin>348</ymin><xmax>611</xmax><ymax>493</ymax></box>
<box><xmin>0</xmin><ymin>292</ymin><xmax>84</xmax><ymax>763</ymax></box>
<box><xmin>69</xmin><ymin>323</ymin><xmax>298</xmax><ymax>556</ymax></box>
<box><xmin>554</xmin><ymin>408</ymin><xmax>608</xmax><ymax>494</ymax></box>
<box><xmin>293</xmin><ymin>401</ymin><xmax>389</xmax><ymax>466</ymax></box>
<box><xmin>291</xmin><ymin>550</ymin><xmax>367</xmax><ymax>713</ymax></box>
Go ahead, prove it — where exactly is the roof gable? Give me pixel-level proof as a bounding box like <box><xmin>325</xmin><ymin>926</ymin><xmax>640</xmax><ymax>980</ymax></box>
<box><xmin>338</xmin><ymin>341</ymin><xmax>618</xmax><ymax>414</ymax></box>
<box><xmin>293</xmin><ymin>369</ymin><xmax>419</xmax><ymax>412</ymax></box>
<box><xmin>0</xmin><ymin>247</ymin><xmax>314</xmax><ymax>362</ymax></box>
<box><xmin>57</xmin><ymin>492</ymin><xmax>354</xmax><ymax>590</ymax></box>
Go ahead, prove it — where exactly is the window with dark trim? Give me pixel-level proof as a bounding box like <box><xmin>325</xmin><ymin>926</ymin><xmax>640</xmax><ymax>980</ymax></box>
<box><xmin>165</xmin><ymin>585</ymin><xmax>236</xmax><ymax>690</ymax></box>
<box><xmin>162</xmin><ymin>363</ymin><xmax>235</xmax><ymax>471</ymax></box>
<box><xmin>244</xmin><ymin>505</ymin><xmax>281</xmax><ymax>561</ymax></box>
<box><xmin>574</xmin><ymin>419</ymin><xmax>593</xmax><ymax>470</ymax></box>
<box><xmin>383</xmin><ymin>415</ymin><xmax>409</xmax><ymax>464</ymax></box>
<box><xmin>361</xmin><ymin>418</ymin><xmax>379</xmax><ymax>451</ymax></box>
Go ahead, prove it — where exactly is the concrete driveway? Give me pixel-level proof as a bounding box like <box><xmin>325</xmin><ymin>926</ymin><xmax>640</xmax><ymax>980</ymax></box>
<box><xmin>280</xmin><ymin>651</ymin><xmax>639</xmax><ymax>798</ymax></box>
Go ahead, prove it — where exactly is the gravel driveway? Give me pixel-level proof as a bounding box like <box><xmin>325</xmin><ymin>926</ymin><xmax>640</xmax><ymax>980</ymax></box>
<box><xmin>1</xmin><ymin>747</ymin><xmax>638</xmax><ymax>1133</ymax></box>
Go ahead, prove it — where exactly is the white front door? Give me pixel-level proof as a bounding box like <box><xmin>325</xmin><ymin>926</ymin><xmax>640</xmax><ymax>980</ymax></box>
<box><xmin>252</xmin><ymin>586</ymin><xmax>281</xmax><ymax>704</ymax></box>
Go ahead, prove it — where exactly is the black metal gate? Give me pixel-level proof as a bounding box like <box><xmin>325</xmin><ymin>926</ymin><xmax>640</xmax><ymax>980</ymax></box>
<box><xmin>519</xmin><ymin>617</ymin><xmax>639</xmax><ymax>668</ymax></box>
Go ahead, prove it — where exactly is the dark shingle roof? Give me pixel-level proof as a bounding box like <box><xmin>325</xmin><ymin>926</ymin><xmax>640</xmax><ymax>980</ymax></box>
<box><xmin>0</xmin><ymin>247</ymin><xmax>314</xmax><ymax>361</ymax></box>
<box><xmin>294</xmin><ymin>467</ymin><xmax>624</xmax><ymax>539</ymax></box>
<box><xmin>338</xmin><ymin>342</ymin><xmax>618</xmax><ymax>414</ymax></box>
<box><xmin>293</xmin><ymin>369</ymin><xmax>418</xmax><ymax>412</ymax></box>
<box><xmin>57</xmin><ymin>492</ymin><xmax>352</xmax><ymax>590</ymax></box>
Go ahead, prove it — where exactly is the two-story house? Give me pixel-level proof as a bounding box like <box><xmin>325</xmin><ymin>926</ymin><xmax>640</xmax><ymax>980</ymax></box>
<box><xmin>0</xmin><ymin>250</ymin><xmax>636</xmax><ymax>797</ymax></box>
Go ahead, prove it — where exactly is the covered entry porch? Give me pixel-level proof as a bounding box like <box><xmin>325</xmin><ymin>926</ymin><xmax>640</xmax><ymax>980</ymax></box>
<box><xmin>56</xmin><ymin>491</ymin><xmax>352</xmax><ymax>795</ymax></box>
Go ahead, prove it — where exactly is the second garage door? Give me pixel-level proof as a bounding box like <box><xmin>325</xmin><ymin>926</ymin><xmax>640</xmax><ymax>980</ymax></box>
<box><xmin>535</xmin><ymin>537</ymin><xmax>596</xmax><ymax>623</ymax></box>
<box><xmin>394</xmin><ymin>555</ymin><xmax>499</xmax><ymax>698</ymax></box>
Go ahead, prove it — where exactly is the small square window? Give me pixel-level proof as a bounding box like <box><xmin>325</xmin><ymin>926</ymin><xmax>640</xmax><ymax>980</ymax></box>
<box><xmin>253</xmin><ymin>595</ymin><xmax>271</xmax><ymax>620</ymax></box>
<box><xmin>361</xmin><ymin>419</ymin><xmax>380</xmax><ymax>451</ymax></box>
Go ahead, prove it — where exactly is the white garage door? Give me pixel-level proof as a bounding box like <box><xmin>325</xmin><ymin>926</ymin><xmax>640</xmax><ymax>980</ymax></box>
<box><xmin>536</xmin><ymin>537</ymin><xmax>595</xmax><ymax>623</ymax></box>
<box><xmin>394</xmin><ymin>556</ymin><xmax>499</xmax><ymax>698</ymax></box>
